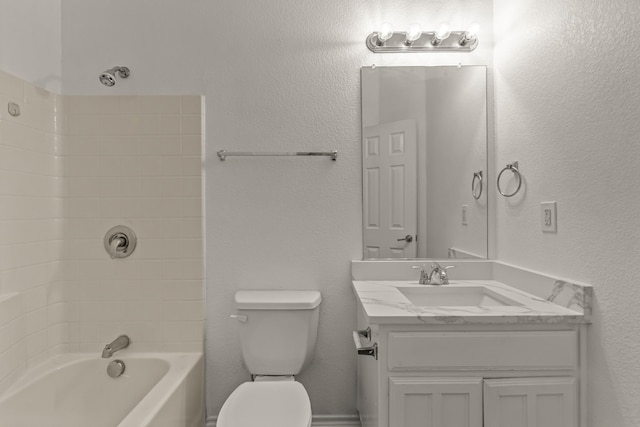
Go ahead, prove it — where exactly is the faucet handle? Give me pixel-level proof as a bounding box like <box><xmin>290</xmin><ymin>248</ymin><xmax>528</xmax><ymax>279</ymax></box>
<box><xmin>411</xmin><ymin>264</ymin><xmax>429</xmax><ymax>284</ymax></box>
<box><xmin>439</xmin><ymin>265</ymin><xmax>456</xmax><ymax>284</ymax></box>
<box><xmin>430</xmin><ymin>262</ymin><xmax>455</xmax><ymax>271</ymax></box>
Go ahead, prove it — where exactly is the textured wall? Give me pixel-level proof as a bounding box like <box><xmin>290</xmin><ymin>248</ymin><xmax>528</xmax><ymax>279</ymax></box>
<box><xmin>0</xmin><ymin>1</ymin><xmax>62</xmax><ymax>92</ymax></box>
<box><xmin>493</xmin><ymin>0</ymin><xmax>640</xmax><ymax>425</ymax></box>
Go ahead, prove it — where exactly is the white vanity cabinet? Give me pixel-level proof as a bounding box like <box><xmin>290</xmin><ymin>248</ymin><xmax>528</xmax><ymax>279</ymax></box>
<box><xmin>356</xmin><ymin>306</ymin><xmax>583</xmax><ymax>427</ymax></box>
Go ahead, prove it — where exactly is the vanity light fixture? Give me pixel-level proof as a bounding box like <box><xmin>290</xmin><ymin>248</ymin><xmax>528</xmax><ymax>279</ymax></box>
<box><xmin>366</xmin><ymin>21</ymin><xmax>480</xmax><ymax>53</ymax></box>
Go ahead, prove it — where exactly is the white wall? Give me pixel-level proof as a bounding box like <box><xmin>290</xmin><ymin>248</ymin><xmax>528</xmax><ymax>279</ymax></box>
<box><xmin>425</xmin><ymin>66</ymin><xmax>487</xmax><ymax>258</ymax></box>
<box><xmin>0</xmin><ymin>1</ymin><xmax>62</xmax><ymax>93</ymax></box>
<box><xmin>59</xmin><ymin>0</ymin><xmax>493</xmax><ymax>419</ymax></box>
<box><xmin>493</xmin><ymin>0</ymin><xmax>640</xmax><ymax>425</ymax></box>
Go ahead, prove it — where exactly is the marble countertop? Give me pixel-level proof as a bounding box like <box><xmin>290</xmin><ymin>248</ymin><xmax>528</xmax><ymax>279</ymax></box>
<box><xmin>353</xmin><ymin>280</ymin><xmax>587</xmax><ymax>325</ymax></box>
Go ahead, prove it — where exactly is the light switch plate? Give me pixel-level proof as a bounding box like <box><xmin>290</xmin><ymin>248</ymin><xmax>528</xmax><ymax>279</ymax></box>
<box><xmin>541</xmin><ymin>201</ymin><xmax>557</xmax><ymax>232</ymax></box>
<box><xmin>462</xmin><ymin>205</ymin><xmax>468</xmax><ymax>225</ymax></box>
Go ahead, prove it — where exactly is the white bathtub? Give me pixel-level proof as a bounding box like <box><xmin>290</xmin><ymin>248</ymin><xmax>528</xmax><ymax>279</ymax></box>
<box><xmin>0</xmin><ymin>352</ymin><xmax>203</xmax><ymax>427</ymax></box>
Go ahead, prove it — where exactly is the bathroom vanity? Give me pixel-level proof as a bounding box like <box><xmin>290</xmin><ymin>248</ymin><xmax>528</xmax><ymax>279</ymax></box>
<box><xmin>352</xmin><ymin>272</ymin><xmax>590</xmax><ymax>427</ymax></box>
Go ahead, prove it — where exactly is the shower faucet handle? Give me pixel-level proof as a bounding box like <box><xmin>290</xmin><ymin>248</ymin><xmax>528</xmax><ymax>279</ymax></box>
<box><xmin>104</xmin><ymin>225</ymin><xmax>137</xmax><ymax>259</ymax></box>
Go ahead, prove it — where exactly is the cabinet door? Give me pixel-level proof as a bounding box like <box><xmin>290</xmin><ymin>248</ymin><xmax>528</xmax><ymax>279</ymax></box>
<box><xmin>389</xmin><ymin>377</ymin><xmax>483</xmax><ymax>427</ymax></box>
<box><xmin>484</xmin><ymin>377</ymin><xmax>576</xmax><ymax>427</ymax></box>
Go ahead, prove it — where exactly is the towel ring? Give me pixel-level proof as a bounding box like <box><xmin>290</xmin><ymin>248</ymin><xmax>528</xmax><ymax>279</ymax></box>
<box><xmin>497</xmin><ymin>161</ymin><xmax>522</xmax><ymax>197</ymax></box>
<box><xmin>472</xmin><ymin>171</ymin><xmax>483</xmax><ymax>200</ymax></box>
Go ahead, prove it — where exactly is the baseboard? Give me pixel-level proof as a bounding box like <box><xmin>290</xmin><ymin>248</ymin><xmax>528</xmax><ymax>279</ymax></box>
<box><xmin>312</xmin><ymin>415</ymin><xmax>361</xmax><ymax>426</ymax></box>
<box><xmin>206</xmin><ymin>414</ymin><xmax>360</xmax><ymax>427</ymax></box>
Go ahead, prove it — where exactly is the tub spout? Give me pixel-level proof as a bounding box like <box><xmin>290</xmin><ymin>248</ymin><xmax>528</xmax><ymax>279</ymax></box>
<box><xmin>102</xmin><ymin>335</ymin><xmax>130</xmax><ymax>358</ymax></box>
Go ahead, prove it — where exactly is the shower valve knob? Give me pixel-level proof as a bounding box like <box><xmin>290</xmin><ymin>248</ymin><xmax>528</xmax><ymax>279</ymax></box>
<box><xmin>104</xmin><ymin>226</ymin><xmax>137</xmax><ymax>259</ymax></box>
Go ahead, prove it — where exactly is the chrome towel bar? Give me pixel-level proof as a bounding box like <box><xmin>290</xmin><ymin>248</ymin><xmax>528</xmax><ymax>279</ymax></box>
<box><xmin>217</xmin><ymin>150</ymin><xmax>338</xmax><ymax>161</ymax></box>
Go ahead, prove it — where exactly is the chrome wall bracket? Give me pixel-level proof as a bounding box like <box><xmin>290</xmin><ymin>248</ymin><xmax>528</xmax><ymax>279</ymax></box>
<box><xmin>353</xmin><ymin>328</ymin><xmax>378</xmax><ymax>359</ymax></box>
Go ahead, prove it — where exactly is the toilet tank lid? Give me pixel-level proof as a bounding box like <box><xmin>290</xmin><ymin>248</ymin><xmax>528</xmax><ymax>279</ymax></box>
<box><xmin>235</xmin><ymin>290</ymin><xmax>322</xmax><ymax>309</ymax></box>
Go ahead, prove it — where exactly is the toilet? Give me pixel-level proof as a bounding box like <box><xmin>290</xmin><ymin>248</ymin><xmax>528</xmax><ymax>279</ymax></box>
<box><xmin>218</xmin><ymin>290</ymin><xmax>322</xmax><ymax>427</ymax></box>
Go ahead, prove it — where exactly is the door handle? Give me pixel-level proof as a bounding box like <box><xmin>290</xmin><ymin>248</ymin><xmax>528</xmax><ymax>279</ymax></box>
<box><xmin>397</xmin><ymin>235</ymin><xmax>413</xmax><ymax>242</ymax></box>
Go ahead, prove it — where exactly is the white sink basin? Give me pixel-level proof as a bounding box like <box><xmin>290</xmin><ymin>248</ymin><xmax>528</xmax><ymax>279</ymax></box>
<box><xmin>398</xmin><ymin>286</ymin><xmax>521</xmax><ymax>307</ymax></box>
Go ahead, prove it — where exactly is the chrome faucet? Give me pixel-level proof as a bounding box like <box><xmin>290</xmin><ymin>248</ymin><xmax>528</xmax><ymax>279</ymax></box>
<box><xmin>427</xmin><ymin>262</ymin><xmax>454</xmax><ymax>285</ymax></box>
<box><xmin>412</xmin><ymin>263</ymin><xmax>455</xmax><ymax>285</ymax></box>
<box><xmin>101</xmin><ymin>335</ymin><xmax>130</xmax><ymax>358</ymax></box>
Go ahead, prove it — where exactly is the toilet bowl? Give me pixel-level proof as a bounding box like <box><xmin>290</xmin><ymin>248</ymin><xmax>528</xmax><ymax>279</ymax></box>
<box><xmin>217</xmin><ymin>290</ymin><xmax>321</xmax><ymax>427</ymax></box>
<box><xmin>217</xmin><ymin>381</ymin><xmax>311</xmax><ymax>427</ymax></box>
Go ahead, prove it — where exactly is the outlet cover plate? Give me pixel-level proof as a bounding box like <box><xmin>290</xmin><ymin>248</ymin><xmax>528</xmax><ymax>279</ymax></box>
<box><xmin>541</xmin><ymin>201</ymin><xmax>557</xmax><ymax>232</ymax></box>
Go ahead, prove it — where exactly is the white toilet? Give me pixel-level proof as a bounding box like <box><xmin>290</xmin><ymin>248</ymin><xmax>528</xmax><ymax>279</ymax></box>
<box><xmin>217</xmin><ymin>290</ymin><xmax>322</xmax><ymax>427</ymax></box>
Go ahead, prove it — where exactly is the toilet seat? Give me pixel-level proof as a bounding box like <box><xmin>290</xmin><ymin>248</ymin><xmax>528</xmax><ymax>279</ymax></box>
<box><xmin>217</xmin><ymin>381</ymin><xmax>312</xmax><ymax>427</ymax></box>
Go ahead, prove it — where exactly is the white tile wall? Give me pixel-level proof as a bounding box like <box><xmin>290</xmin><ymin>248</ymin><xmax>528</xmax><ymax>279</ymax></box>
<box><xmin>0</xmin><ymin>68</ymin><xmax>204</xmax><ymax>391</ymax></box>
<box><xmin>0</xmin><ymin>69</ymin><xmax>63</xmax><ymax>391</ymax></box>
<box><xmin>62</xmin><ymin>94</ymin><xmax>204</xmax><ymax>352</ymax></box>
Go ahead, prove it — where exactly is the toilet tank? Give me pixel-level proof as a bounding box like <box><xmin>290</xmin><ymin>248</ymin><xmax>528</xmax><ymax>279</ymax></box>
<box><xmin>234</xmin><ymin>290</ymin><xmax>322</xmax><ymax>376</ymax></box>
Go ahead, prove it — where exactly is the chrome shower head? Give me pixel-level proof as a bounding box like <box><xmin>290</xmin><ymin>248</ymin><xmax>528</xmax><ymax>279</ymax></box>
<box><xmin>99</xmin><ymin>66</ymin><xmax>130</xmax><ymax>87</ymax></box>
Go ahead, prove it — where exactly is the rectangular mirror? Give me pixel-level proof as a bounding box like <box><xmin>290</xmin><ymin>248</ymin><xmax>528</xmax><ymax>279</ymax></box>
<box><xmin>361</xmin><ymin>65</ymin><xmax>488</xmax><ymax>259</ymax></box>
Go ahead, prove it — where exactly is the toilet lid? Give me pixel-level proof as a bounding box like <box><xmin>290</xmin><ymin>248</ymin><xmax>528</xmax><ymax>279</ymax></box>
<box><xmin>218</xmin><ymin>381</ymin><xmax>311</xmax><ymax>427</ymax></box>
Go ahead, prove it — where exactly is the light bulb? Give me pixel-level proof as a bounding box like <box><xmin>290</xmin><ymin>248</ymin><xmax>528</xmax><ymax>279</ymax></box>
<box><xmin>378</xmin><ymin>22</ymin><xmax>394</xmax><ymax>44</ymax></box>
<box><xmin>405</xmin><ymin>23</ymin><xmax>422</xmax><ymax>45</ymax></box>
<box><xmin>432</xmin><ymin>22</ymin><xmax>451</xmax><ymax>45</ymax></box>
<box><xmin>466</xmin><ymin>22</ymin><xmax>480</xmax><ymax>38</ymax></box>
<box><xmin>460</xmin><ymin>22</ymin><xmax>480</xmax><ymax>46</ymax></box>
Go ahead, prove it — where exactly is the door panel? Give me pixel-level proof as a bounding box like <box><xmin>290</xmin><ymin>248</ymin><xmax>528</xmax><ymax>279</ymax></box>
<box><xmin>484</xmin><ymin>377</ymin><xmax>577</xmax><ymax>427</ymax></box>
<box><xmin>389</xmin><ymin>377</ymin><xmax>483</xmax><ymax>427</ymax></box>
<box><xmin>363</xmin><ymin>120</ymin><xmax>417</xmax><ymax>258</ymax></box>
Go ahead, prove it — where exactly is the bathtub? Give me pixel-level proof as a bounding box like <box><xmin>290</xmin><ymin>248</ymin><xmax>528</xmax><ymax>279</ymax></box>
<box><xmin>0</xmin><ymin>352</ymin><xmax>203</xmax><ymax>427</ymax></box>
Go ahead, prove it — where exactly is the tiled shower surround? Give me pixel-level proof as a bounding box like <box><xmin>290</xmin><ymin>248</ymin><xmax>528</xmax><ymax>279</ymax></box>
<box><xmin>0</xmin><ymin>69</ymin><xmax>204</xmax><ymax>392</ymax></box>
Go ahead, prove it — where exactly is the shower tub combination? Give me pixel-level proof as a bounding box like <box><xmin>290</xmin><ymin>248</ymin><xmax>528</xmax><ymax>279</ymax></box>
<box><xmin>0</xmin><ymin>352</ymin><xmax>203</xmax><ymax>427</ymax></box>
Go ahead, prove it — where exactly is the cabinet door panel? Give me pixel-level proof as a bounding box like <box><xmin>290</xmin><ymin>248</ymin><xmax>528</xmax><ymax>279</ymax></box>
<box><xmin>484</xmin><ymin>377</ymin><xmax>576</xmax><ymax>427</ymax></box>
<box><xmin>389</xmin><ymin>377</ymin><xmax>482</xmax><ymax>427</ymax></box>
